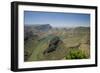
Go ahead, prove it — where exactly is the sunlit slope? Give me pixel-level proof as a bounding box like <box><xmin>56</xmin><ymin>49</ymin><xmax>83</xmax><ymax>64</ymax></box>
<box><xmin>24</xmin><ymin>25</ymin><xmax>90</xmax><ymax>61</ymax></box>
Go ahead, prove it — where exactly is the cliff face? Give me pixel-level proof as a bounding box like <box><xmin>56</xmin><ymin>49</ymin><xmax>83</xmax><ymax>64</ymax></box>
<box><xmin>24</xmin><ymin>24</ymin><xmax>52</xmax><ymax>32</ymax></box>
<box><xmin>24</xmin><ymin>24</ymin><xmax>52</xmax><ymax>41</ymax></box>
<box><xmin>34</xmin><ymin>24</ymin><xmax>52</xmax><ymax>32</ymax></box>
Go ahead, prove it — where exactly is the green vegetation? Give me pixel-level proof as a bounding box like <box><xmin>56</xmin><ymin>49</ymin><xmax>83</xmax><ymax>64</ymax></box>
<box><xmin>65</xmin><ymin>49</ymin><xmax>87</xmax><ymax>59</ymax></box>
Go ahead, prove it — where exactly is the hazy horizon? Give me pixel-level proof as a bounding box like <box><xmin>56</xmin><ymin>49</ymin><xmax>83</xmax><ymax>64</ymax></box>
<box><xmin>24</xmin><ymin>24</ymin><xmax>90</xmax><ymax>28</ymax></box>
<box><xmin>24</xmin><ymin>11</ymin><xmax>90</xmax><ymax>28</ymax></box>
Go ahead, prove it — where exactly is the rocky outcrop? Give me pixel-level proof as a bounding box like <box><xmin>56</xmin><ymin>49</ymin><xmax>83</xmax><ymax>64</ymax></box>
<box><xmin>43</xmin><ymin>36</ymin><xmax>63</xmax><ymax>54</ymax></box>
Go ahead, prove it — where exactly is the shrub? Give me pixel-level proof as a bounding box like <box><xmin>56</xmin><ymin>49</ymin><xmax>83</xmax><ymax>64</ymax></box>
<box><xmin>65</xmin><ymin>49</ymin><xmax>87</xmax><ymax>59</ymax></box>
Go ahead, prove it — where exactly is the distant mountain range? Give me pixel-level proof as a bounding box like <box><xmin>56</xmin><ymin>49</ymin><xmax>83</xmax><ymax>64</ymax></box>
<box><xmin>24</xmin><ymin>24</ymin><xmax>52</xmax><ymax>32</ymax></box>
<box><xmin>24</xmin><ymin>24</ymin><xmax>52</xmax><ymax>41</ymax></box>
<box><xmin>24</xmin><ymin>24</ymin><xmax>90</xmax><ymax>41</ymax></box>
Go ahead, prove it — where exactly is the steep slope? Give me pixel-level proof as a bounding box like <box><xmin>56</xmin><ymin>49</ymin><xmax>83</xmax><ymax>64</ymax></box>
<box><xmin>24</xmin><ymin>24</ymin><xmax>52</xmax><ymax>61</ymax></box>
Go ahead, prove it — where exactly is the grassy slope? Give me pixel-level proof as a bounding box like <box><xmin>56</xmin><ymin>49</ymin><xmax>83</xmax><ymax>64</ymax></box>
<box><xmin>27</xmin><ymin>35</ymin><xmax>55</xmax><ymax>61</ymax></box>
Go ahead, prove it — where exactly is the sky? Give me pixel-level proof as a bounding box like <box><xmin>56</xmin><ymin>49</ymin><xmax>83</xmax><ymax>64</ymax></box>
<box><xmin>24</xmin><ymin>11</ymin><xmax>90</xmax><ymax>27</ymax></box>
